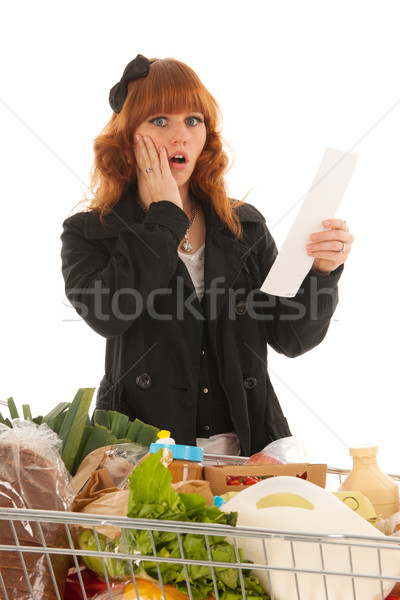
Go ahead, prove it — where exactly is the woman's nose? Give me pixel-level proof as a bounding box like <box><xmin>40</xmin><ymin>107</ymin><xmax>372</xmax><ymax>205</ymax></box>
<box><xmin>170</xmin><ymin>122</ymin><xmax>187</xmax><ymax>144</ymax></box>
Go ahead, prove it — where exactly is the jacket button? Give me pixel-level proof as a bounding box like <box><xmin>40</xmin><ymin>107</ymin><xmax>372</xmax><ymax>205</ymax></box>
<box><xmin>136</xmin><ymin>373</ymin><xmax>151</xmax><ymax>390</ymax></box>
<box><xmin>244</xmin><ymin>377</ymin><xmax>257</xmax><ymax>389</ymax></box>
<box><xmin>235</xmin><ymin>300</ymin><xmax>248</xmax><ymax>315</ymax></box>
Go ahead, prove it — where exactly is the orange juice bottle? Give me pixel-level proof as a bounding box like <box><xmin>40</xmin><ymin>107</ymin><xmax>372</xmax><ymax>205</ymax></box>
<box><xmin>339</xmin><ymin>446</ymin><xmax>399</xmax><ymax>519</ymax></box>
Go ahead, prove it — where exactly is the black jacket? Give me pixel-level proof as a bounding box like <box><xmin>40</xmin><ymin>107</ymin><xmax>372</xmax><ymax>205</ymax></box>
<box><xmin>61</xmin><ymin>188</ymin><xmax>341</xmax><ymax>455</ymax></box>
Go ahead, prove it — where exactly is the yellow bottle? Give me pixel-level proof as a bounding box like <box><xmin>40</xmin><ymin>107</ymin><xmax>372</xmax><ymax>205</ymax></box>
<box><xmin>339</xmin><ymin>446</ymin><xmax>399</xmax><ymax>519</ymax></box>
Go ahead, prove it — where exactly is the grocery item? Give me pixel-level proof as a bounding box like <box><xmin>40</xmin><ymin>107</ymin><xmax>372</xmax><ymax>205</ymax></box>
<box><xmin>333</xmin><ymin>491</ymin><xmax>378</xmax><ymax>523</ymax></box>
<box><xmin>248</xmin><ymin>435</ymin><xmax>311</xmax><ymax>464</ymax></box>
<box><xmin>122</xmin><ymin>579</ymin><xmax>190</xmax><ymax>599</ymax></box>
<box><xmin>204</xmin><ymin>462</ymin><xmax>327</xmax><ymax>495</ymax></box>
<box><xmin>221</xmin><ymin>475</ymin><xmax>400</xmax><ymax>600</ymax></box>
<box><xmin>149</xmin><ymin>441</ymin><xmax>203</xmax><ymax>483</ymax></box>
<box><xmin>64</xmin><ymin>566</ymin><xmax>112</xmax><ymax>599</ymax></box>
<box><xmin>386</xmin><ymin>582</ymin><xmax>400</xmax><ymax>598</ymax></box>
<box><xmin>339</xmin><ymin>446</ymin><xmax>400</xmax><ymax>519</ymax></box>
<box><xmin>0</xmin><ymin>421</ymin><xmax>71</xmax><ymax>600</ymax></box>
<box><xmin>73</xmin><ymin>466</ymin><xmax>129</xmax><ymax>532</ymax></box>
<box><xmin>246</xmin><ymin>450</ymin><xmax>284</xmax><ymax>465</ymax></box>
<box><xmin>172</xmin><ymin>479</ymin><xmax>215</xmax><ymax>506</ymax></box>
<box><xmin>89</xmin><ymin>578</ymin><xmax>190</xmax><ymax>599</ymax></box>
<box><xmin>78</xmin><ymin>452</ymin><xmax>269</xmax><ymax>599</ymax></box>
<box><xmin>0</xmin><ymin>392</ymin><xmax>160</xmax><ymax>475</ymax></box>
<box><xmin>155</xmin><ymin>429</ymin><xmax>176</xmax><ymax>445</ymax></box>
<box><xmin>71</xmin><ymin>442</ymin><xmax>148</xmax><ymax>496</ymax></box>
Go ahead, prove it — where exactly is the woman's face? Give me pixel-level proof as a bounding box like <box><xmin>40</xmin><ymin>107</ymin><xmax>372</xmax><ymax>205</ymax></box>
<box><xmin>135</xmin><ymin>111</ymin><xmax>207</xmax><ymax>189</ymax></box>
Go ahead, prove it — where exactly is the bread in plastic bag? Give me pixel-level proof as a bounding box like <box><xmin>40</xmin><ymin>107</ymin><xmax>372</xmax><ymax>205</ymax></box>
<box><xmin>0</xmin><ymin>419</ymin><xmax>72</xmax><ymax>599</ymax></box>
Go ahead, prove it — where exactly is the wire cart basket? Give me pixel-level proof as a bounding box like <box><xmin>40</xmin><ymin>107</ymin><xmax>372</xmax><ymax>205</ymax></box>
<box><xmin>1</xmin><ymin>463</ymin><xmax>400</xmax><ymax>600</ymax></box>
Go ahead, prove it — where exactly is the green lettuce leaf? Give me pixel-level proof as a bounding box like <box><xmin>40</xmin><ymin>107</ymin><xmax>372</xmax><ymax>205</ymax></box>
<box><xmin>127</xmin><ymin>450</ymin><xmax>182</xmax><ymax>517</ymax></box>
<box><xmin>77</xmin><ymin>529</ymin><xmax>132</xmax><ymax>580</ymax></box>
<box><xmin>78</xmin><ymin>451</ymin><xmax>269</xmax><ymax>599</ymax></box>
<box><xmin>125</xmin><ymin>451</ymin><xmax>269</xmax><ymax>599</ymax></box>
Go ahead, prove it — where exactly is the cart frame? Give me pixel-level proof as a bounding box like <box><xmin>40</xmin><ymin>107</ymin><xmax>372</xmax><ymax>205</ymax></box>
<box><xmin>1</xmin><ymin>463</ymin><xmax>400</xmax><ymax>600</ymax></box>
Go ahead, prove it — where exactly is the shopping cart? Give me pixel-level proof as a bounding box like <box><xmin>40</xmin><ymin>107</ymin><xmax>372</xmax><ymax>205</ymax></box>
<box><xmin>1</xmin><ymin>463</ymin><xmax>400</xmax><ymax>600</ymax></box>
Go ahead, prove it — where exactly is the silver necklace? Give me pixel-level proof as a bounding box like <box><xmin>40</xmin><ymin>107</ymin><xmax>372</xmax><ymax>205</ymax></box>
<box><xmin>137</xmin><ymin>198</ymin><xmax>197</xmax><ymax>253</ymax></box>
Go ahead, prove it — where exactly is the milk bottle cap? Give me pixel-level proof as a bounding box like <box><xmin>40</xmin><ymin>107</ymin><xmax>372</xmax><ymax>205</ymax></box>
<box><xmin>349</xmin><ymin>446</ymin><xmax>378</xmax><ymax>458</ymax></box>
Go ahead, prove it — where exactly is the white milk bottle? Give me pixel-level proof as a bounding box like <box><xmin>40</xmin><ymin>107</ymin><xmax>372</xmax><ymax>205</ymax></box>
<box><xmin>339</xmin><ymin>446</ymin><xmax>399</xmax><ymax>519</ymax></box>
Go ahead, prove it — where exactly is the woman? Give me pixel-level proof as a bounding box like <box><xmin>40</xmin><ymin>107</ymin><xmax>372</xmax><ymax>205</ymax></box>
<box><xmin>61</xmin><ymin>55</ymin><xmax>353</xmax><ymax>456</ymax></box>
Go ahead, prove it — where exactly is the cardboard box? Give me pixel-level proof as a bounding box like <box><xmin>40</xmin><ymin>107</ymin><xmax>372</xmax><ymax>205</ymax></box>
<box><xmin>203</xmin><ymin>463</ymin><xmax>327</xmax><ymax>496</ymax></box>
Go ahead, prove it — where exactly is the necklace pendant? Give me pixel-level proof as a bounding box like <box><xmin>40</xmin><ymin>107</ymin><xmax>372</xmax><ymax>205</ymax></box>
<box><xmin>180</xmin><ymin>198</ymin><xmax>197</xmax><ymax>253</ymax></box>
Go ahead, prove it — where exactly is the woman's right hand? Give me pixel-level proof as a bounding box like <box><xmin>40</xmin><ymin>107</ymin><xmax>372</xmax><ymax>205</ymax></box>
<box><xmin>134</xmin><ymin>134</ymin><xmax>183</xmax><ymax>210</ymax></box>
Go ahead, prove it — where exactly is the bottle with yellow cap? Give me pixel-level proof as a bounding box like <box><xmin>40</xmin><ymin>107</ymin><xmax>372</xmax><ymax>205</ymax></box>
<box><xmin>339</xmin><ymin>446</ymin><xmax>399</xmax><ymax>519</ymax></box>
<box><xmin>155</xmin><ymin>430</ymin><xmax>176</xmax><ymax>445</ymax></box>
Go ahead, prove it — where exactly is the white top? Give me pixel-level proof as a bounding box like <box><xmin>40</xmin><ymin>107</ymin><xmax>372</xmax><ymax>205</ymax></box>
<box><xmin>196</xmin><ymin>432</ymin><xmax>241</xmax><ymax>456</ymax></box>
<box><xmin>178</xmin><ymin>243</ymin><xmax>205</xmax><ymax>301</ymax></box>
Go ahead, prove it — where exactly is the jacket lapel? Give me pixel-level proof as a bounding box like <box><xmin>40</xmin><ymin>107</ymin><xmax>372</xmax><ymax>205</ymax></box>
<box><xmin>203</xmin><ymin>204</ymin><xmax>256</xmax><ymax>321</ymax></box>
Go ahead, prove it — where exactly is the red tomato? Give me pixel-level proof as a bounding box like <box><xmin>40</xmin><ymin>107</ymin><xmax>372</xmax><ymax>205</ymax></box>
<box><xmin>242</xmin><ymin>476</ymin><xmax>262</xmax><ymax>485</ymax></box>
<box><xmin>226</xmin><ymin>476</ymin><xmax>244</xmax><ymax>485</ymax></box>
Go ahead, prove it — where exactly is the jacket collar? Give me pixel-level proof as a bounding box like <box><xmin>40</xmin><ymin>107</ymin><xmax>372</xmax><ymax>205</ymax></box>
<box><xmin>84</xmin><ymin>188</ymin><xmax>261</xmax><ymax>240</ymax></box>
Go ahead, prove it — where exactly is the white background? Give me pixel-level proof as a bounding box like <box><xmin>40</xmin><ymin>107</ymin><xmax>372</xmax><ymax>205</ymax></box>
<box><xmin>1</xmin><ymin>0</ymin><xmax>399</xmax><ymax>472</ymax></box>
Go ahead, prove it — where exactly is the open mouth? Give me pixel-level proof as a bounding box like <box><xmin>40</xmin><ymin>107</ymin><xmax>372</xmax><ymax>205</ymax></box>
<box><xmin>169</xmin><ymin>154</ymin><xmax>187</xmax><ymax>164</ymax></box>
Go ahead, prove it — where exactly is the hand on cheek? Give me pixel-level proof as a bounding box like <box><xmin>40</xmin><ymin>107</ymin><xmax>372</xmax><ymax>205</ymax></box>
<box><xmin>134</xmin><ymin>134</ymin><xmax>182</xmax><ymax>210</ymax></box>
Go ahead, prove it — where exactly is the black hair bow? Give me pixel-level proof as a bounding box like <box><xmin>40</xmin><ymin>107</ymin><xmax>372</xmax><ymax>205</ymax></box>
<box><xmin>109</xmin><ymin>54</ymin><xmax>153</xmax><ymax>113</ymax></box>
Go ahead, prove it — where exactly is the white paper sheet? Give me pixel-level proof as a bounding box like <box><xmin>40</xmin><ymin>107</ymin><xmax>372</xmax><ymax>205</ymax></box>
<box><xmin>261</xmin><ymin>147</ymin><xmax>358</xmax><ymax>297</ymax></box>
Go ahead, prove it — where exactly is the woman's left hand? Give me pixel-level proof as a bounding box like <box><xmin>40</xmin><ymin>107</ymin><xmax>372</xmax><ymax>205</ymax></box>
<box><xmin>307</xmin><ymin>219</ymin><xmax>354</xmax><ymax>274</ymax></box>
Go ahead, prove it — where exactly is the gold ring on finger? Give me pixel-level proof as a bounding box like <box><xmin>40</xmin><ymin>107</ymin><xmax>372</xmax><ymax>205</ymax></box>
<box><xmin>339</xmin><ymin>242</ymin><xmax>346</xmax><ymax>254</ymax></box>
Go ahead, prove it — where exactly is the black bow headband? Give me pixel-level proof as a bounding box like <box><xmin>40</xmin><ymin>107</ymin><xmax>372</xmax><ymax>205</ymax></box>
<box><xmin>109</xmin><ymin>54</ymin><xmax>155</xmax><ymax>113</ymax></box>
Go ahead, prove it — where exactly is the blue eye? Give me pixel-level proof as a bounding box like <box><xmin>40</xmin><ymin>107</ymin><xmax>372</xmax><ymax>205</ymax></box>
<box><xmin>186</xmin><ymin>116</ymin><xmax>203</xmax><ymax>126</ymax></box>
<box><xmin>151</xmin><ymin>116</ymin><xmax>167</xmax><ymax>127</ymax></box>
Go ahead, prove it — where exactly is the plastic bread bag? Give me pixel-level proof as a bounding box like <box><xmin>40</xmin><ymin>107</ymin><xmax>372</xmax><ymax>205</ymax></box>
<box><xmin>0</xmin><ymin>419</ymin><xmax>72</xmax><ymax>599</ymax></box>
<box><xmin>71</xmin><ymin>442</ymin><xmax>149</xmax><ymax>496</ymax></box>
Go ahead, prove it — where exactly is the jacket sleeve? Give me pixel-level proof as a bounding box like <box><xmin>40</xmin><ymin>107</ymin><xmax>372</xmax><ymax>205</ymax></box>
<box><xmin>60</xmin><ymin>201</ymin><xmax>189</xmax><ymax>338</ymax></box>
<box><xmin>252</xmin><ymin>217</ymin><xmax>342</xmax><ymax>358</ymax></box>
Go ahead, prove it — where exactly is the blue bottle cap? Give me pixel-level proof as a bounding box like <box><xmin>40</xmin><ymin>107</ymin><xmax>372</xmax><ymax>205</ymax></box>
<box><xmin>214</xmin><ymin>496</ymin><xmax>226</xmax><ymax>508</ymax></box>
<box><xmin>149</xmin><ymin>443</ymin><xmax>203</xmax><ymax>462</ymax></box>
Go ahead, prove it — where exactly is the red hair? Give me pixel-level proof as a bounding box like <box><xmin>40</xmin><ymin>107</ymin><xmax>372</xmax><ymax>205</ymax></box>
<box><xmin>89</xmin><ymin>58</ymin><xmax>243</xmax><ymax>238</ymax></box>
